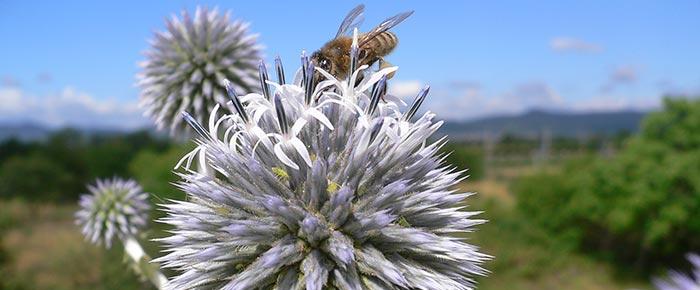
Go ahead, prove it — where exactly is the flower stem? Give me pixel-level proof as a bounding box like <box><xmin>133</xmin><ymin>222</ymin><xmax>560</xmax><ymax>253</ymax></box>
<box><xmin>124</xmin><ymin>236</ymin><xmax>168</xmax><ymax>289</ymax></box>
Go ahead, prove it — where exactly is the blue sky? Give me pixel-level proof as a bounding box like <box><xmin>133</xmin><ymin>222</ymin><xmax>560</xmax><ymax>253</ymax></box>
<box><xmin>0</xmin><ymin>1</ymin><xmax>698</xmax><ymax>128</ymax></box>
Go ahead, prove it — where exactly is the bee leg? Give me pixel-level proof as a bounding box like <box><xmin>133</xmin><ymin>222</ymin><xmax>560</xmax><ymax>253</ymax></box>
<box><xmin>354</xmin><ymin>72</ymin><xmax>365</xmax><ymax>87</ymax></box>
<box><xmin>379</xmin><ymin>58</ymin><xmax>396</xmax><ymax>79</ymax></box>
<box><xmin>377</xmin><ymin>58</ymin><xmax>391</xmax><ymax>101</ymax></box>
<box><xmin>378</xmin><ymin>58</ymin><xmax>397</xmax><ymax>101</ymax></box>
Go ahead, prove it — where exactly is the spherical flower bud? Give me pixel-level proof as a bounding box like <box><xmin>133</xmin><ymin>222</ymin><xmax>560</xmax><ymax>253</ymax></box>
<box><xmin>76</xmin><ymin>177</ymin><xmax>150</xmax><ymax>248</ymax></box>
<box><xmin>138</xmin><ymin>6</ymin><xmax>262</xmax><ymax>135</ymax></box>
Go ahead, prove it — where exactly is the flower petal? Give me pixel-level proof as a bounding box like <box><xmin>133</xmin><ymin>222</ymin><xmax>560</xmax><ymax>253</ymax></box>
<box><xmin>291</xmin><ymin>118</ymin><xmax>308</xmax><ymax>136</ymax></box>
<box><xmin>290</xmin><ymin>138</ymin><xmax>312</xmax><ymax>167</ymax></box>
<box><xmin>274</xmin><ymin>143</ymin><xmax>299</xmax><ymax>170</ymax></box>
<box><xmin>306</xmin><ymin>107</ymin><xmax>334</xmax><ymax>130</ymax></box>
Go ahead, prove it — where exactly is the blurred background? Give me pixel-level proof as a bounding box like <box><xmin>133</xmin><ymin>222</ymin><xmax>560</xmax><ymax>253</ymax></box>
<box><xmin>1</xmin><ymin>1</ymin><xmax>699</xmax><ymax>289</ymax></box>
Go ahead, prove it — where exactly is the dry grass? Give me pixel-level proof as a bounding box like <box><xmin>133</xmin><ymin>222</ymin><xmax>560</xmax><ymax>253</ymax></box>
<box><xmin>459</xmin><ymin>179</ymin><xmax>514</xmax><ymax>206</ymax></box>
<box><xmin>0</xmin><ymin>202</ymin><xmax>148</xmax><ymax>290</ymax></box>
<box><xmin>4</xmin><ymin>221</ymin><xmax>105</xmax><ymax>288</ymax></box>
<box><xmin>2</xmin><ymin>203</ymin><xmax>105</xmax><ymax>289</ymax></box>
<box><xmin>457</xmin><ymin>175</ymin><xmax>652</xmax><ymax>290</ymax></box>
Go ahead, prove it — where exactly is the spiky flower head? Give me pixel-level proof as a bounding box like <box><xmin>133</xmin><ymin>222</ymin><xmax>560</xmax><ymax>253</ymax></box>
<box><xmin>654</xmin><ymin>254</ymin><xmax>700</xmax><ymax>290</ymax></box>
<box><xmin>76</xmin><ymin>177</ymin><xmax>150</xmax><ymax>248</ymax></box>
<box><xmin>138</xmin><ymin>6</ymin><xmax>262</xmax><ymax>135</ymax></box>
<box><xmin>157</xmin><ymin>36</ymin><xmax>488</xmax><ymax>289</ymax></box>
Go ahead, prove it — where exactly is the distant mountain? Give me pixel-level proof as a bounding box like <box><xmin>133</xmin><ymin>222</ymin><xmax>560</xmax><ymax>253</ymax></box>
<box><xmin>1</xmin><ymin>110</ymin><xmax>648</xmax><ymax>142</ymax></box>
<box><xmin>441</xmin><ymin>109</ymin><xmax>648</xmax><ymax>140</ymax></box>
<box><xmin>0</xmin><ymin>122</ymin><xmax>156</xmax><ymax>142</ymax></box>
<box><xmin>0</xmin><ymin>123</ymin><xmax>52</xmax><ymax>141</ymax></box>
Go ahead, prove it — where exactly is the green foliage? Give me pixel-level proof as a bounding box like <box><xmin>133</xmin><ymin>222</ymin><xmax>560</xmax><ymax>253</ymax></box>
<box><xmin>515</xmin><ymin>97</ymin><xmax>700</xmax><ymax>271</ymax></box>
<box><xmin>129</xmin><ymin>145</ymin><xmax>191</xmax><ymax>204</ymax></box>
<box><xmin>441</xmin><ymin>143</ymin><xmax>484</xmax><ymax>180</ymax></box>
<box><xmin>0</xmin><ymin>153</ymin><xmax>79</xmax><ymax>202</ymax></box>
<box><xmin>0</xmin><ymin>130</ymin><xmax>171</xmax><ymax>202</ymax></box>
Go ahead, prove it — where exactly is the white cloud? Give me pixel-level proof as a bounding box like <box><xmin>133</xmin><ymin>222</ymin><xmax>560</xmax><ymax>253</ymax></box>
<box><xmin>389</xmin><ymin>80</ymin><xmax>423</xmax><ymax>98</ymax></box>
<box><xmin>423</xmin><ymin>79</ymin><xmax>666</xmax><ymax>121</ymax></box>
<box><xmin>1</xmin><ymin>76</ymin><xmax>21</xmax><ymax>88</ymax></box>
<box><xmin>0</xmin><ymin>88</ymin><xmax>24</xmax><ymax>111</ymax></box>
<box><xmin>429</xmin><ymin>81</ymin><xmax>565</xmax><ymax>120</ymax></box>
<box><xmin>600</xmin><ymin>65</ymin><xmax>640</xmax><ymax>92</ymax></box>
<box><xmin>0</xmin><ymin>86</ymin><xmax>148</xmax><ymax>129</ymax></box>
<box><xmin>570</xmin><ymin>96</ymin><xmax>659</xmax><ymax>112</ymax></box>
<box><xmin>550</xmin><ymin>37</ymin><xmax>602</xmax><ymax>53</ymax></box>
<box><xmin>656</xmin><ymin>79</ymin><xmax>700</xmax><ymax>97</ymax></box>
<box><xmin>503</xmin><ymin>82</ymin><xmax>563</xmax><ymax>106</ymax></box>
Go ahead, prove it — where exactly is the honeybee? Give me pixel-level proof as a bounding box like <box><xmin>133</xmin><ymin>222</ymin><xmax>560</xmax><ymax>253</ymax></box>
<box><xmin>311</xmin><ymin>5</ymin><xmax>413</xmax><ymax>80</ymax></box>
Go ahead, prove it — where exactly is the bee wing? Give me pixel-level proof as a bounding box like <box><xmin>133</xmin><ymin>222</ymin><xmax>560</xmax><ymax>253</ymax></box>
<box><xmin>335</xmin><ymin>4</ymin><xmax>365</xmax><ymax>39</ymax></box>
<box><xmin>359</xmin><ymin>10</ymin><xmax>414</xmax><ymax>47</ymax></box>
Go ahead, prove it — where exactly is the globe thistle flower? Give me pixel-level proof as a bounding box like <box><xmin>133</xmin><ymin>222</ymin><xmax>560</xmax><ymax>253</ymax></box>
<box><xmin>76</xmin><ymin>178</ymin><xmax>168</xmax><ymax>288</ymax></box>
<box><xmin>76</xmin><ymin>177</ymin><xmax>150</xmax><ymax>248</ymax></box>
<box><xmin>654</xmin><ymin>254</ymin><xmax>700</xmax><ymax>290</ymax></box>
<box><xmin>138</xmin><ymin>6</ymin><xmax>262</xmax><ymax>135</ymax></box>
<box><xmin>157</xmin><ymin>35</ymin><xmax>488</xmax><ymax>289</ymax></box>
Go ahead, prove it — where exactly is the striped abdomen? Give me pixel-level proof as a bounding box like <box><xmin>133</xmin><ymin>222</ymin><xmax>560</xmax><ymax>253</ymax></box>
<box><xmin>360</xmin><ymin>32</ymin><xmax>398</xmax><ymax>63</ymax></box>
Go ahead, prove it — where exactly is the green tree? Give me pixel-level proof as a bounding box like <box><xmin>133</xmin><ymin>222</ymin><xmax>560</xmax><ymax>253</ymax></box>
<box><xmin>440</xmin><ymin>143</ymin><xmax>484</xmax><ymax>180</ymax></box>
<box><xmin>129</xmin><ymin>145</ymin><xmax>191</xmax><ymax>204</ymax></box>
<box><xmin>516</xmin><ymin>97</ymin><xmax>700</xmax><ymax>271</ymax></box>
<box><xmin>0</xmin><ymin>153</ymin><xmax>78</xmax><ymax>202</ymax></box>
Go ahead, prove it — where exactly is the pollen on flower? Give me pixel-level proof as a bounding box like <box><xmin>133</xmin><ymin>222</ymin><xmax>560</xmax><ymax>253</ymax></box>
<box><xmin>327</xmin><ymin>181</ymin><xmax>341</xmax><ymax>193</ymax></box>
<box><xmin>272</xmin><ymin>166</ymin><xmax>290</xmax><ymax>182</ymax></box>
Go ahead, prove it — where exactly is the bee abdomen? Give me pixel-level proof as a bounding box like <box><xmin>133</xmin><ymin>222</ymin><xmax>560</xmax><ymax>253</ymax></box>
<box><xmin>367</xmin><ymin>32</ymin><xmax>398</xmax><ymax>56</ymax></box>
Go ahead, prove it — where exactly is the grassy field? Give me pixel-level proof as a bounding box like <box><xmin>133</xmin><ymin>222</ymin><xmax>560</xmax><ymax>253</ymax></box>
<box><xmin>0</xmin><ymin>169</ymin><xmax>653</xmax><ymax>290</ymax></box>
<box><xmin>0</xmin><ymin>201</ymin><xmax>151</xmax><ymax>290</ymax></box>
<box><xmin>463</xmin><ymin>179</ymin><xmax>651</xmax><ymax>290</ymax></box>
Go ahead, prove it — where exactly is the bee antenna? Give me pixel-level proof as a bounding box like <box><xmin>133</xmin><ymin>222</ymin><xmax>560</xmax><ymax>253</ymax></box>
<box><xmin>275</xmin><ymin>55</ymin><xmax>286</xmax><ymax>85</ymax></box>
<box><xmin>223</xmin><ymin>79</ymin><xmax>249</xmax><ymax>123</ymax></box>
<box><xmin>258</xmin><ymin>60</ymin><xmax>271</xmax><ymax>100</ymax></box>
<box><xmin>404</xmin><ymin>85</ymin><xmax>430</xmax><ymax>121</ymax></box>
<box><xmin>366</xmin><ymin>75</ymin><xmax>387</xmax><ymax>116</ymax></box>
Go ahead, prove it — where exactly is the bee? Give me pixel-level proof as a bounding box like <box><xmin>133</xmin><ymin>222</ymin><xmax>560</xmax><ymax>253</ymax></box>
<box><xmin>311</xmin><ymin>4</ymin><xmax>413</xmax><ymax>80</ymax></box>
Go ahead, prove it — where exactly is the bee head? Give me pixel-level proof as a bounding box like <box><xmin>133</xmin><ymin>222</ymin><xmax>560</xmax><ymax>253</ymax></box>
<box><xmin>311</xmin><ymin>51</ymin><xmax>333</xmax><ymax>74</ymax></box>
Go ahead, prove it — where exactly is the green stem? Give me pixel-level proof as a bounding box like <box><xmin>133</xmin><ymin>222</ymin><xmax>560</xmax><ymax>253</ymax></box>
<box><xmin>124</xmin><ymin>236</ymin><xmax>168</xmax><ymax>289</ymax></box>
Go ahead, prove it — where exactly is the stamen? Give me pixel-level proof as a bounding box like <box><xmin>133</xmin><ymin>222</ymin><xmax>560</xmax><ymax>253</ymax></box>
<box><xmin>349</xmin><ymin>28</ymin><xmax>359</xmax><ymax>77</ymax></box>
<box><xmin>368</xmin><ymin>118</ymin><xmax>384</xmax><ymax>144</ymax></box>
<box><xmin>181</xmin><ymin>111</ymin><xmax>211</xmax><ymax>140</ymax></box>
<box><xmin>404</xmin><ymin>85</ymin><xmax>430</xmax><ymax>121</ymax></box>
<box><xmin>366</xmin><ymin>75</ymin><xmax>387</xmax><ymax>116</ymax></box>
<box><xmin>275</xmin><ymin>55</ymin><xmax>285</xmax><ymax>85</ymax></box>
<box><xmin>304</xmin><ymin>62</ymin><xmax>315</xmax><ymax>105</ymax></box>
<box><xmin>301</xmin><ymin>50</ymin><xmax>309</xmax><ymax>89</ymax></box>
<box><xmin>274</xmin><ymin>93</ymin><xmax>289</xmax><ymax>135</ymax></box>
<box><xmin>223</xmin><ymin>79</ymin><xmax>249</xmax><ymax>123</ymax></box>
<box><xmin>258</xmin><ymin>60</ymin><xmax>271</xmax><ymax>100</ymax></box>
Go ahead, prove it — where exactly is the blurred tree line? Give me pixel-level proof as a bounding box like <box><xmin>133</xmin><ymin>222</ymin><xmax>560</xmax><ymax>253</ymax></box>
<box><xmin>0</xmin><ymin>129</ymin><xmax>172</xmax><ymax>202</ymax></box>
<box><xmin>439</xmin><ymin>143</ymin><xmax>485</xmax><ymax>180</ymax></box>
<box><xmin>515</xmin><ymin>97</ymin><xmax>700</xmax><ymax>272</ymax></box>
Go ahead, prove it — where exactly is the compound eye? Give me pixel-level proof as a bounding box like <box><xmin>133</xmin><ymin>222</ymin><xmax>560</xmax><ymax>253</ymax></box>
<box><xmin>319</xmin><ymin>58</ymin><xmax>332</xmax><ymax>71</ymax></box>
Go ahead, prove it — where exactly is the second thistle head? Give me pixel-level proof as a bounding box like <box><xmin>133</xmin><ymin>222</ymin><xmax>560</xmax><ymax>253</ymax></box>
<box><xmin>138</xmin><ymin>6</ymin><xmax>263</xmax><ymax>136</ymax></box>
<box><xmin>75</xmin><ymin>177</ymin><xmax>150</xmax><ymax>248</ymax></box>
